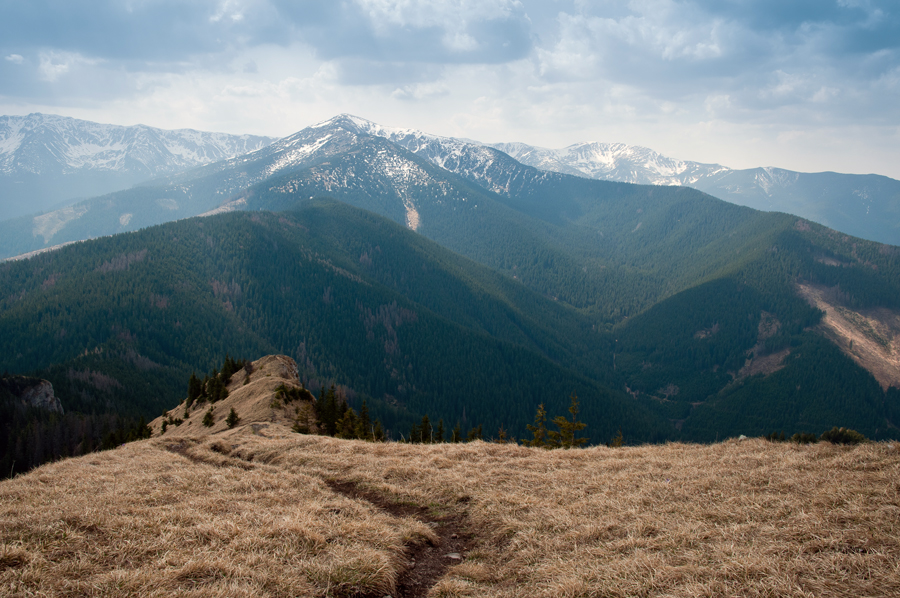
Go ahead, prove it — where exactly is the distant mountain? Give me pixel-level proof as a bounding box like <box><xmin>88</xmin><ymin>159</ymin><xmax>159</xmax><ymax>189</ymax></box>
<box><xmin>0</xmin><ymin>113</ymin><xmax>275</xmax><ymax>221</ymax></box>
<box><xmin>490</xmin><ymin>141</ymin><xmax>900</xmax><ymax>247</ymax></box>
<box><xmin>3</xmin><ymin>112</ymin><xmax>899</xmax><ymax>443</ymax></box>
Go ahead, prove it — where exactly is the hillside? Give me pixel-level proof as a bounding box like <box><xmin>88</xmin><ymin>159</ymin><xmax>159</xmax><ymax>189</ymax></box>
<box><xmin>2</xmin><ymin>397</ymin><xmax>898</xmax><ymax>597</ymax></box>
<box><xmin>0</xmin><ymin>204</ymin><xmax>668</xmax><ymax>446</ymax></box>
<box><xmin>2</xmin><ymin>114</ymin><xmax>900</xmax><ymax>454</ymax></box>
<box><xmin>491</xmin><ymin>139</ymin><xmax>900</xmax><ymax>247</ymax></box>
<box><xmin>2</xmin><ymin>197</ymin><xmax>900</xmax><ymax>450</ymax></box>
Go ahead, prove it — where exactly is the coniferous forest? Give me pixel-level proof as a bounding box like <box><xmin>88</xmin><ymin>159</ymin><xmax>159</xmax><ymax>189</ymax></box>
<box><xmin>2</xmin><ymin>152</ymin><xmax>900</xmax><ymax>476</ymax></box>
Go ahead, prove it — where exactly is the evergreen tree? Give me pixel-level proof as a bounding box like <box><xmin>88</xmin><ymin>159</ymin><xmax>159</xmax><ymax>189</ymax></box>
<box><xmin>293</xmin><ymin>404</ymin><xmax>313</xmax><ymax>434</ymax></box>
<box><xmin>526</xmin><ymin>403</ymin><xmax>549</xmax><ymax>448</ymax></box>
<box><xmin>355</xmin><ymin>399</ymin><xmax>372</xmax><ymax>440</ymax></box>
<box><xmin>373</xmin><ymin>419</ymin><xmax>385</xmax><ymax>442</ymax></box>
<box><xmin>202</xmin><ymin>407</ymin><xmax>215</xmax><ymax>428</ymax></box>
<box><xmin>226</xmin><ymin>407</ymin><xmax>240</xmax><ymax>429</ymax></box>
<box><xmin>451</xmin><ymin>422</ymin><xmax>462</xmax><ymax>443</ymax></box>
<box><xmin>320</xmin><ymin>385</ymin><xmax>338</xmax><ymax>436</ymax></box>
<box><xmin>435</xmin><ymin>419</ymin><xmax>445</xmax><ymax>443</ymax></box>
<box><xmin>551</xmin><ymin>392</ymin><xmax>587</xmax><ymax>449</ymax></box>
<box><xmin>336</xmin><ymin>408</ymin><xmax>358</xmax><ymax>439</ymax></box>
<box><xmin>496</xmin><ymin>424</ymin><xmax>508</xmax><ymax>443</ymax></box>
<box><xmin>466</xmin><ymin>424</ymin><xmax>483</xmax><ymax>442</ymax></box>
<box><xmin>420</xmin><ymin>414</ymin><xmax>432</xmax><ymax>443</ymax></box>
<box><xmin>187</xmin><ymin>372</ymin><xmax>202</xmax><ymax>406</ymax></box>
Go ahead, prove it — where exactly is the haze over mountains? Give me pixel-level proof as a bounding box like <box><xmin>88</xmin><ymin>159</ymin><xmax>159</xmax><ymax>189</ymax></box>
<box><xmin>1</xmin><ymin>113</ymin><xmax>899</xmax><ymax>257</ymax></box>
<box><xmin>492</xmin><ymin>140</ymin><xmax>900</xmax><ymax>248</ymax></box>
<box><xmin>0</xmin><ymin>113</ymin><xmax>275</xmax><ymax>221</ymax></box>
<box><xmin>2</xmin><ymin>112</ymin><xmax>899</xmax><ymax>459</ymax></box>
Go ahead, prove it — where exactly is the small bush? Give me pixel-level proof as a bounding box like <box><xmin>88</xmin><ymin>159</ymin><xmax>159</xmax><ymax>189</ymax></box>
<box><xmin>819</xmin><ymin>427</ymin><xmax>866</xmax><ymax>445</ymax></box>
<box><xmin>790</xmin><ymin>432</ymin><xmax>818</xmax><ymax>444</ymax></box>
<box><xmin>609</xmin><ymin>429</ymin><xmax>624</xmax><ymax>448</ymax></box>
<box><xmin>202</xmin><ymin>407</ymin><xmax>215</xmax><ymax>428</ymax></box>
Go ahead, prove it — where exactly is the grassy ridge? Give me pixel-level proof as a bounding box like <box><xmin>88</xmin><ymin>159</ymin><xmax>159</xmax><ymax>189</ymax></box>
<box><xmin>2</xmin><ymin>428</ymin><xmax>898</xmax><ymax>596</ymax></box>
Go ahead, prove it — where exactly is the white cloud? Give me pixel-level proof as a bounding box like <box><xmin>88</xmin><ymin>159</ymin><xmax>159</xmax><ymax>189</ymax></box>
<box><xmin>5</xmin><ymin>54</ymin><xmax>24</xmax><ymax>64</ymax></box>
<box><xmin>391</xmin><ymin>81</ymin><xmax>450</xmax><ymax>100</ymax></box>
<box><xmin>38</xmin><ymin>51</ymin><xmax>100</xmax><ymax>82</ymax></box>
<box><xmin>210</xmin><ymin>0</ymin><xmax>247</xmax><ymax>23</ymax></box>
<box><xmin>353</xmin><ymin>0</ymin><xmax>521</xmax><ymax>31</ymax></box>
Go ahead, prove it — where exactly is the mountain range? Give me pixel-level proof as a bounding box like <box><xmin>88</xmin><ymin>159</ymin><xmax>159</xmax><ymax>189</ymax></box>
<box><xmin>491</xmin><ymin>140</ymin><xmax>900</xmax><ymax>247</ymax></box>
<box><xmin>0</xmin><ymin>113</ymin><xmax>275</xmax><ymax>221</ymax></box>
<box><xmin>1</xmin><ymin>112</ymin><xmax>899</xmax><ymax>461</ymax></box>
<box><xmin>1</xmin><ymin>113</ymin><xmax>899</xmax><ymax>259</ymax></box>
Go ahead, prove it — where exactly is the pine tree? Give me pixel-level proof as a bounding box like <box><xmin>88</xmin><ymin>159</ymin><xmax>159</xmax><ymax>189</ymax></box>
<box><xmin>226</xmin><ymin>408</ymin><xmax>240</xmax><ymax>429</ymax></box>
<box><xmin>420</xmin><ymin>414</ymin><xmax>432</xmax><ymax>443</ymax></box>
<box><xmin>551</xmin><ymin>392</ymin><xmax>587</xmax><ymax>449</ymax></box>
<box><xmin>451</xmin><ymin>422</ymin><xmax>462</xmax><ymax>443</ymax></box>
<box><xmin>356</xmin><ymin>399</ymin><xmax>372</xmax><ymax>440</ymax></box>
<box><xmin>293</xmin><ymin>404</ymin><xmax>313</xmax><ymax>434</ymax></box>
<box><xmin>336</xmin><ymin>408</ymin><xmax>358</xmax><ymax>439</ymax></box>
<box><xmin>526</xmin><ymin>403</ymin><xmax>549</xmax><ymax>447</ymax></box>
<box><xmin>496</xmin><ymin>424</ymin><xmax>508</xmax><ymax>443</ymax></box>
<box><xmin>187</xmin><ymin>372</ymin><xmax>202</xmax><ymax>406</ymax></box>
<box><xmin>435</xmin><ymin>419</ymin><xmax>445</xmax><ymax>443</ymax></box>
<box><xmin>202</xmin><ymin>407</ymin><xmax>215</xmax><ymax>428</ymax></box>
<box><xmin>373</xmin><ymin>419</ymin><xmax>385</xmax><ymax>442</ymax></box>
<box><xmin>320</xmin><ymin>385</ymin><xmax>338</xmax><ymax>436</ymax></box>
<box><xmin>466</xmin><ymin>424</ymin><xmax>483</xmax><ymax>442</ymax></box>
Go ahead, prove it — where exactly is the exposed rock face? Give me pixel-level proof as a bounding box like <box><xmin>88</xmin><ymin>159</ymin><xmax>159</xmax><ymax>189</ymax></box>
<box><xmin>0</xmin><ymin>376</ymin><xmax>64</xmax><ymax>413</ymax></box>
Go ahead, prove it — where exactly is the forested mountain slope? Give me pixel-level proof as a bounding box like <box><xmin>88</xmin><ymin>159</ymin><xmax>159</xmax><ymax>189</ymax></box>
<box><xmin>492</xmin><ymin>139</ymin><xmax>900</xmax><ymax>247</ymax></box>
<box><xmin>2</xmin><ymin>197</ymin><xmax>899</xmax><ymax>445</ymax></box>
<box><xmin>0</xmin><ymin>202</ymin><xmax>667</xmax><ymax>445</ymax></box>
<box><xmin>2</xmin><ymin>115</ymin><xmax>899</xmax><ymax>448</ymax></box>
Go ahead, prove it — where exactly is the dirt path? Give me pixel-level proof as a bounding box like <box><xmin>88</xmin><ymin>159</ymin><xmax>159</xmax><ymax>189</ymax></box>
<box><xmin>326</xmin><ymin>480</ymin><xmax>472</xmax><ymax>598</ymax></box>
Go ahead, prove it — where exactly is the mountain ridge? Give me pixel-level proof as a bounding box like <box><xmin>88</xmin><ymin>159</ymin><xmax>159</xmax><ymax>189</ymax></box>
<box><xmin>0</xmin><ymin>112</ymin><xmax>275</xmax><ymax>221</ymax></box>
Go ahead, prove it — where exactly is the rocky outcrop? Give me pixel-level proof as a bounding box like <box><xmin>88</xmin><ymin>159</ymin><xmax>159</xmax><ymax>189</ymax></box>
<box><xmin>0</xmin><ymin>376</ymin><xmax>64</xmax><ymax>413</ymax></box>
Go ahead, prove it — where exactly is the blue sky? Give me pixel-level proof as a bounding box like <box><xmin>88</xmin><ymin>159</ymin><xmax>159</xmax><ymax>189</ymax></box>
<box><xmin>1</xmin><ymin>0</ymin><xmax>898</xmax><ymax>177</ymax></box>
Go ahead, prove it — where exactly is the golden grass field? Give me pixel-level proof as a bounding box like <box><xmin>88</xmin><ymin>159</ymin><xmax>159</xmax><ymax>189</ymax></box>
<box><xmin>2</xmin><ymin>357</ymin><xmax>899</xmax><ymax>597</ymax></box>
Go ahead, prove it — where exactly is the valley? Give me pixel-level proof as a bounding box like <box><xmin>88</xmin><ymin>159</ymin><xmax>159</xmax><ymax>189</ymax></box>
<box><xmin>1</xmin><ymin>114</ymin><xmax>900</xmax><ymax>479</ymax></box>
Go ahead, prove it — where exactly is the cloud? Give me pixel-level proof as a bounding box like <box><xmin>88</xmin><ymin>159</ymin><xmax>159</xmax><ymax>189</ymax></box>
<box><xmin>38</xmin><ymin>51</ymin><xmax>101</xmax><ymax>82</ymax></box>
<box><xmin>0</xmin><ymin>0</ymin><xmax>898</xmax><ymax>179</ymax></box>
<box><xmin>533</xmin><ymin>0</ymin><xmax>900</xmax><ymax>124</ymax></box>
<box><xmin>391</xmin><ymin>81</ymin><xmax>451</xmax><ymax>101</ymax></box>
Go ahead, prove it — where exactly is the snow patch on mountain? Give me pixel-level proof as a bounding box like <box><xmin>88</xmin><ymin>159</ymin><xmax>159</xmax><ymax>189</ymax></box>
<box><xmin>0</xmin><ymin>114</ymin><xmax>275</xmax><ymax>176</ymax></box>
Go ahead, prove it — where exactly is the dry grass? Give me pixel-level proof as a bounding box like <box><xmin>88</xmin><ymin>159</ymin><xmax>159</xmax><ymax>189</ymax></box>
<box><xmin>2</xmin><ymin>425</ymin><xmax>899</xmax><ymax>597</ymax></box>
<box><xmin>3</xmin><ymin>354</ymin><xmax>899</xmax><ymax>597</ymax></box>
<box><xmin>149</xmin><ymin>355</ymin><xmax>315</xmax><ymax>437</ymax></box>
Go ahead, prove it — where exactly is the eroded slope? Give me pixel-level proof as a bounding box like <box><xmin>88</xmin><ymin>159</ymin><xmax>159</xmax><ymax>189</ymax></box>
<box><xmin>799</xmin><ymin>282</ymin><xmax>900</xmax><ymax>390</ymax></box>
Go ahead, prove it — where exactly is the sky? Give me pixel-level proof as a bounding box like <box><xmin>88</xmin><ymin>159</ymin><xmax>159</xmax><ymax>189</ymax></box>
<box><xmin>1</xmin><ymin>0</ymin><xmax>899</xmax><ymax>178</ymax></box>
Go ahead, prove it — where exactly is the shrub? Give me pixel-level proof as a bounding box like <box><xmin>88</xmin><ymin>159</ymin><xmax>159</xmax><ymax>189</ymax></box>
<box><xmin>609</xmin><ymin>429</ymin><xmax>624</xmax><ymax>448</ymax></box>
<box><xmin>790</xmin><ymin>432</ymin><xmax>818</xmax><ymax>444</ymax></box>
<box><xmin>202</xmin><ymin>407</ymin><xmax>215</xmax><ymax>428</ymax></box>
<box><xmin>819</xmin><ymin>427</ymin><xmax>866</xmax><ymax>445</ymax></box>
